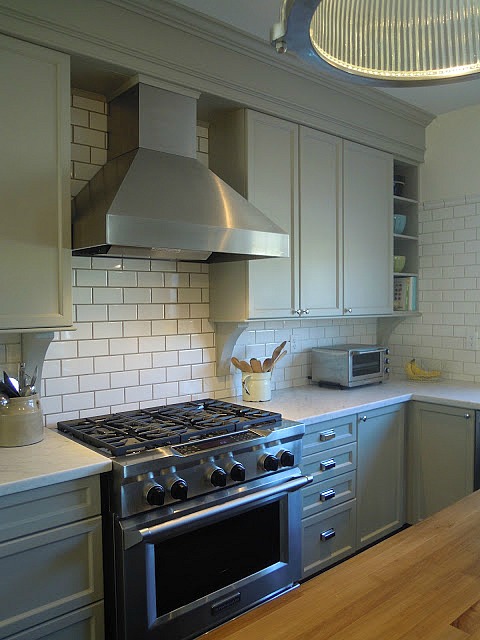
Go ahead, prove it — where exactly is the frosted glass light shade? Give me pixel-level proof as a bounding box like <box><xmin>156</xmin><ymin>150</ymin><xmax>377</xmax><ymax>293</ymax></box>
<box><xmin>271</xmin><ymin>0</ymin><xmax>480</xmax><ymax>85</ymax></box>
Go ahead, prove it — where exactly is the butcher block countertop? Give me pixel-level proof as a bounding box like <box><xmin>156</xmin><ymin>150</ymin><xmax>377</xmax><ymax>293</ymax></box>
<box><xmin>205</xmin><ymin>490</ymin><xmax>480</xmax><ymax>640</ymax></box>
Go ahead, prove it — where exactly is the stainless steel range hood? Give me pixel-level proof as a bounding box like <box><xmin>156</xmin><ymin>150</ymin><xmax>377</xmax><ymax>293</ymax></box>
<box><xmin>72</xmin><ymin>82</ymin><xmax>289</xmax><ymax>262</ymax></box>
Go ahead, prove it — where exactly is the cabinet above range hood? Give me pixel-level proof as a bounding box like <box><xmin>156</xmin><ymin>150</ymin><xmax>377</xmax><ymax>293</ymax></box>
<box><xmin>72</xmin><ymin>82</ymin><xmax>289</xmax><ymax>263</ymax></box>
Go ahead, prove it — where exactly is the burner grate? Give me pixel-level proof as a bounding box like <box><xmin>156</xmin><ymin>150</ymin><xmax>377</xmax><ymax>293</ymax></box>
<box><xmin>57</xmin><ymin>398</ymin><xmax>282</xmax><ymax>456</ymax></box>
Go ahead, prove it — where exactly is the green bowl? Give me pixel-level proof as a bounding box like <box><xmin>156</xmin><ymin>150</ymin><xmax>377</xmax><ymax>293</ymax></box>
<box><xmin>394</xmin><ymin>255</ymin><xmax>406</xmax><ymax>272</ymax></box>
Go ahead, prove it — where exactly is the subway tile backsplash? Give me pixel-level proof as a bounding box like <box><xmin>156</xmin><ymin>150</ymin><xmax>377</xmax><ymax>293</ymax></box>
<box><xmin>0</xmin><ymin>88</ymin><xmax>410</xmax><ymax>426</ymax></box>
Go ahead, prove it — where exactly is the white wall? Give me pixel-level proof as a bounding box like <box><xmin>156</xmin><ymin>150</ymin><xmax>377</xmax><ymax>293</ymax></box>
<box><xmin>389</xmin><ymin>103</ymin><xmax>480</xmax><ymax>381</ymax></box>
<box><xmin>420</xmin><ymin>104</ymin><xmax>480</xmax><ymax>203</ymax></box>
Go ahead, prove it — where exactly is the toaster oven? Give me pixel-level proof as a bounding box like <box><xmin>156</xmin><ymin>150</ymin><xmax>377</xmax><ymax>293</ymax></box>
<box><xmin>311</xmin><ymin>345</ymin><xmax>389</xmax><ymax>388</ymax></box>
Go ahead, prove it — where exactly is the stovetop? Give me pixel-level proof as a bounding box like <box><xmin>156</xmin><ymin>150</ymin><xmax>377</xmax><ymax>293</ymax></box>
<box><xmin>57</xmin><ymin>399</ymin><xmax>282</xmax><ymax>457</ymax></box>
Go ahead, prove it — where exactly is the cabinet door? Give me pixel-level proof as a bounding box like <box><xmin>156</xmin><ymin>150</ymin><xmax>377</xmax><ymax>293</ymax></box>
<box><xmin>0</xmin><ymin>517</ymin><xmax>103</xmax><ymax>638</ymax></box>
<box><xmin>302</xmin><ymin>499</ymin><xmax>356</xmax><ymax>578</ymax></box>
<box><xmin>408</xmin><ymin>402</ymin><xmax>475</xmax><ymax>523</ymax></box>
<box><xmin>0</xmin><ymin>35</ymin><xmax>72</xmax><ymax>331</ymax></box>
<box><xmin>245</xmin><ymin>111</ymin><xmax>298</xmax><ymax>318</ymax></box>
<box><xmin>343</xmin><ymin>141</ymin><xmax>393</xmax><ymax>315</ymax></box>
<box><xmin>357</xmin><ymin>404</ymin><xmax>405</xmax><ymax>549</ymax></box>
<box><xmin>298</xmin><ymin>127</ymin><xmax>342</xmax><ymax>316</ymax></box>
<box><xmin>4</xmin><ymin>602</ymin><xmax>104</xmax><ymax>640</ymax></box>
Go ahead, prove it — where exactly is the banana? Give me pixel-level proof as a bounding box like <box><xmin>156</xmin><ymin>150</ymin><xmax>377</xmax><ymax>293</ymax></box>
<box><xmin>405</xmin><ymin>358</ymin><xmax>441</xmax><ymax>380</ymax></box>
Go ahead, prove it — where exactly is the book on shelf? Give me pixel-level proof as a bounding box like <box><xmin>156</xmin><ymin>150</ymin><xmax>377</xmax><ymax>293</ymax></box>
<box><xmin>394</xmin><ymin>276</ymin><xmax>417</xmax><ymax>311</ymax></box>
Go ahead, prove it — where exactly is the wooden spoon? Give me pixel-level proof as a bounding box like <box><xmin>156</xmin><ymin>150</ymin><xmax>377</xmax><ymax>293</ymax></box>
<box><xmin>271</xmin><ymin>350</ymin><xmax>287</xmax><ymax>371</ymax></box>
<box><xmin>262</xmin><ymin>357</ymin><xmax>273</xmax><ymax>372</ymax></box>
<box><xmin>250</xmin><ymin>358</ymin><xmax>263</xmax><ymax>373</ymax></box>
<box><xmin>271</xmin><ymin>340</ymin><xmax>287</xmax><ymax>363</ymax></box>
<box><xmin>231</xmin><ymin>357</ymin><xmax>253</xmax><ymax>373</ymax></box>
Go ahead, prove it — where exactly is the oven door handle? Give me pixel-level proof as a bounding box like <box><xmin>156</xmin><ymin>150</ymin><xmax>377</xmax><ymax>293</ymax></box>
<box><xmin>125</xmin><ymin>474</ymin><xmax>312</xmax><ymax>549</ymax></box>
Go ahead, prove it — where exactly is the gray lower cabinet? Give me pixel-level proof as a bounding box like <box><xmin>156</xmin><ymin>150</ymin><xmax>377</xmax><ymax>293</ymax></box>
<box><xmin>300</xmin><ymin>404</ymin><xmax>406</xmax><ymax>578</ymax></box>
<box><xmin>0</xmin><ymin>477</ymin><xmax>104</xmax><ymax>640</ymax></box>
<box><xmin>300</xmin><ymin>415</ymin><xmax>358</xmax><ymax>579</ymax></box>
<box><xmin>407</xmin><ymin>402</ymin><xmax>475</xmax><ymax>523</ymax></box>
<box><xmin>356</xmin><ymin>404</ymin><xmax>406</xmax><ymax>549</ymax></box>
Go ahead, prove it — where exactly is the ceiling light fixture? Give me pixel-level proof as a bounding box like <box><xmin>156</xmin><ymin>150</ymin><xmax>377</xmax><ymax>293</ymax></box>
<box><xmin>271</xmin><ymin>0</ymin><xmax>480</xmax><ymax>85</ymax></box>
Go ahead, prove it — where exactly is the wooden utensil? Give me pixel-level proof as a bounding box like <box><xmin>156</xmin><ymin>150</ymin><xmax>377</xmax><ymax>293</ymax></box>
<box><xmin>231</xmin><ymin>357</ymin><xmax>253</xmax><ymax>373</ymax></box>
<box><xmin>262</xmin><ymin>357</ymin><xmax>273</xmax><ymax>372</ymax></box>
<box><xmin>271</xmin><ymin>350</ymin><xmax>287</xmax><ymax>371</ymax></box>
<box><xmin>250</xmin><ymin>358</ymin><xmax>263</xmax><ymax>373</ymax></box>
<box><xmin>271</xmin><ymin>340</ymin><xmax>287</xmax><ymax>364</ymax></box>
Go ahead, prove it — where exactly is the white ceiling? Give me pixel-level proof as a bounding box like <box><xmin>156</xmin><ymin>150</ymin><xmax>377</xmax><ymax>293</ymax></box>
<box><xmin>172</xmin><ymin>0</ymin><xmax>480</xmax><ymax>117</ymax></box>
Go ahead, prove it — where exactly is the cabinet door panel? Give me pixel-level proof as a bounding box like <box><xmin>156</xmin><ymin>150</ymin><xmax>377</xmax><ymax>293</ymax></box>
<box><xmin>408</xmin><ymin>403</ymin><xmax>474</xmax><ymax>523</ymax></box>
<box><xmin>302</xmin><ymin>499</ymin><xmax>356</xmax><ymax>578</ymax></box>
<box><xmin>246</xmin><ymin>111</ymin><xmax>298</xmax><ymax>318</ymax></box>
<box><xmin>4</xmin><ymin>603</ymin><xmax>104</xmax><ymax>640</ymax></box>
<box><xmin>0</xmin><ymin>35</ymin><xmax>71</xmax><ymax>330</ymax></box>
<box><xmin>357</xmin><ymin>404</ymin><xmax>405</xmax><ymax>549</ymax></box>
<box><xmin>0</xmin><ymin>518</ymin><xmax>103</xmax><ymax>638</ymax></box>
<box><xmin>343</xmin><ymin>141</ymin><xmax>393</xmax><ymax>315</ymax></box>
<box><xmin>299</xmin><ymin>127</ymin><xmax>342</xmax><ymax>316</ymax></box>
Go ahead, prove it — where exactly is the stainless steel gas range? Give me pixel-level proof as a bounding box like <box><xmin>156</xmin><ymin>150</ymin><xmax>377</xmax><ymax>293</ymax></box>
<box><xmin>57</xmin><ymin>398</ymin><xmax>311</xmax><ymax>640</ymax></box>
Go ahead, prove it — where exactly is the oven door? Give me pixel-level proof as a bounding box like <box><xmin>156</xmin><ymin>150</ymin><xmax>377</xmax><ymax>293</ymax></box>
<box><xmin>114</xmin><ymin>473</ymin><xmax>311</xmax><ymax>640</ymax></box>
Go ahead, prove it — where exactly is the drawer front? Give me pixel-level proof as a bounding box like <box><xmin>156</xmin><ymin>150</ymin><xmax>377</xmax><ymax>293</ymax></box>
<box><xmin>301</xmin><ymin>442</ymin><xmax>357</xmax><ymax>483</ymax></box>
<box><xmin>4</xmin><ymin>602</ymin><xmax>104</xmax><ymax>640</ymax></box>
<box><xmin>0</xmin><ymin>476</ymin><xmax>101</xmax><ymax>543</ymax></box>
<box><xmin>302</xmin><ymin>470</ymin><xmax>356</xmax><ymax>518</ymax></box>
<box><xmin>302</xmin><ymin>499</ymin><xmax>357</xmax><ymax>579</ymax></box>
<box><xmin>303</xmin><ymin>415</ymin><xmax>357</xmax><ymax>457</ymax></box>
<box><xmin>0</xmin><ymin>517</ymin><xmax>103</xmax><ymax>638</ymax></box>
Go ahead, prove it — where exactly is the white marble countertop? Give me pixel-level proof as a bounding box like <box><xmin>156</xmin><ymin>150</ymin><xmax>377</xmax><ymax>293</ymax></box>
<box><xmin>0</xmin><ymin>427</ymin><xmax>111</xmax><ymax>498</ymax></box>
<box><xmin>2</xmin><ymin>378</ymin><xmax>480</xmax><ymax>498</ymax></box>
<box><xmin>226</xmin><ymin>378</ymin><xmax>480</xmax><ymax>425</ymax></box>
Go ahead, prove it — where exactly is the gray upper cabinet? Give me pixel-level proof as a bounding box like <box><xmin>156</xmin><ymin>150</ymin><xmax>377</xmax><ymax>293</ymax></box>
<box><xmin>209</xmin><ymin>109</ymin><xmax>393</xmax><ymax>321</ymax></box>
<box><xmin>407</xmin><ymin>402</ymin><xmax>475</xmax><ymax>523</ymax></box>
<box><xmin>209</xmin><ymin>110</ymin><xmax>341</xmax><ymax>321</ymax></box>
<box><xmin>0</xmin><ymin>34</ymin><xmax>72</xmax><ymax>331</ymax></box>
<box><xmin>343</xmin><ymin>141</ymin><xmax>393</xmax><ymax>316</ymax></box>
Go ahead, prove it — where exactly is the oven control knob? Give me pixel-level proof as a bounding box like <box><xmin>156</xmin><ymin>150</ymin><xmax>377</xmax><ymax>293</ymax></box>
<box><xmin>146</xmin><ymin>483</ymin><xmax>166</xmax><ymax>507</ymax></box>
<box><xmin>261</xmin><ymin>454</ymin><xmax>279</xmax><ymax>472</ymax></box>
<box><xmin>170</xmin><ymin>479</ymin><xmax>188</xmax><ymax>501</ymax></box>
<box><xmin>210</xmin><ymin>468</ymin><xmax>227</xmax><ymax>487</ymax></box>
<box><xmin>230</xmin><ymin>462</ymin><xmax>246</xmax><ymax>482</ymax></box>
<box><xmin>277</xmin><ymin>450</ymin><xmax>295</xmax><ymax>467</ymax></box>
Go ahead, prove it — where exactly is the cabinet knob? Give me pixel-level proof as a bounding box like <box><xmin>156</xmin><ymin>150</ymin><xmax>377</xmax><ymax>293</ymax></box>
<box><xmin>302</xmin><ymin>309</ymin><xmax>310</xmax><ymax>315</ymax></box>
<box><xmin>360</xmin><ymin>415</ymin><xmax>367</xmax><ymax>422</ymax></box>
<box><xmin>344</xmin><ymin>308</ymin><xmax>353</xmax><ymax>314</ymax></box>
<box><xmin>294</xmin><ymin>309</ymin><xmax>302</xmax><ymax>316</ymax></box>
<box><xmin>464</xmin><ymin>413</ymin><xmax>471</xmax><ymax>419</ymax></box>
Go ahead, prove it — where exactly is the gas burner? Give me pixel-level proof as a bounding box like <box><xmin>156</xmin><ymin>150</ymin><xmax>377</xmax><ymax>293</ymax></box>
<box><xmin>57</xmin><ymin>398</ymin><xmax>282</xmax><ymax>457</ymax></box>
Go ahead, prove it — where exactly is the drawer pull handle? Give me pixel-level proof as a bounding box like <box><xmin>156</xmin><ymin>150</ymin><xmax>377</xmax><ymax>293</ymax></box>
<box><xmin>320</xmin><ymin>459</ymin><xmax>336</xmax><ymax>471</ymax></box>
<box><xmin>320</xmin><ymin>489</ymin><xmax>336</xmax><ymax>502</ymax></box>
<box><xmin>320</xmin><ymin>528</ymin><xmax>336</xmax><ymax>541</ymax></box>
<box><xmin>320</xmin><ymin>429</ymin><xmax>336</xmax><ymax>442</ymax></box>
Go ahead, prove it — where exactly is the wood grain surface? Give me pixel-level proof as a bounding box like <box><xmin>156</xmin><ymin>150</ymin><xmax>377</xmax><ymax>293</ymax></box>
<box><xmin>203</xmin><ymin>491</ymin><xmax>480</xmax><ymax>640</ymax></box>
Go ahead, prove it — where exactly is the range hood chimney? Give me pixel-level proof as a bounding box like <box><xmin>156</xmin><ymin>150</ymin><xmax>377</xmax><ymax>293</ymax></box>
<box><xmin>72</xmin><ymin>81</ymin><xmax>289</xmax><ymax>262</ymax></box>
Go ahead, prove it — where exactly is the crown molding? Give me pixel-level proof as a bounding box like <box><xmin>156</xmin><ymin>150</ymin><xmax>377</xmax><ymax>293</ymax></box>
<box><xmin>0</xmin><ymin>0</ymin><xmax>430</xmax><ymax>161</ymax></box>
<box><xmin>107</xmin><ymin>0</ymin><xmax>434</xmax><ymax>128</ymax></box>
